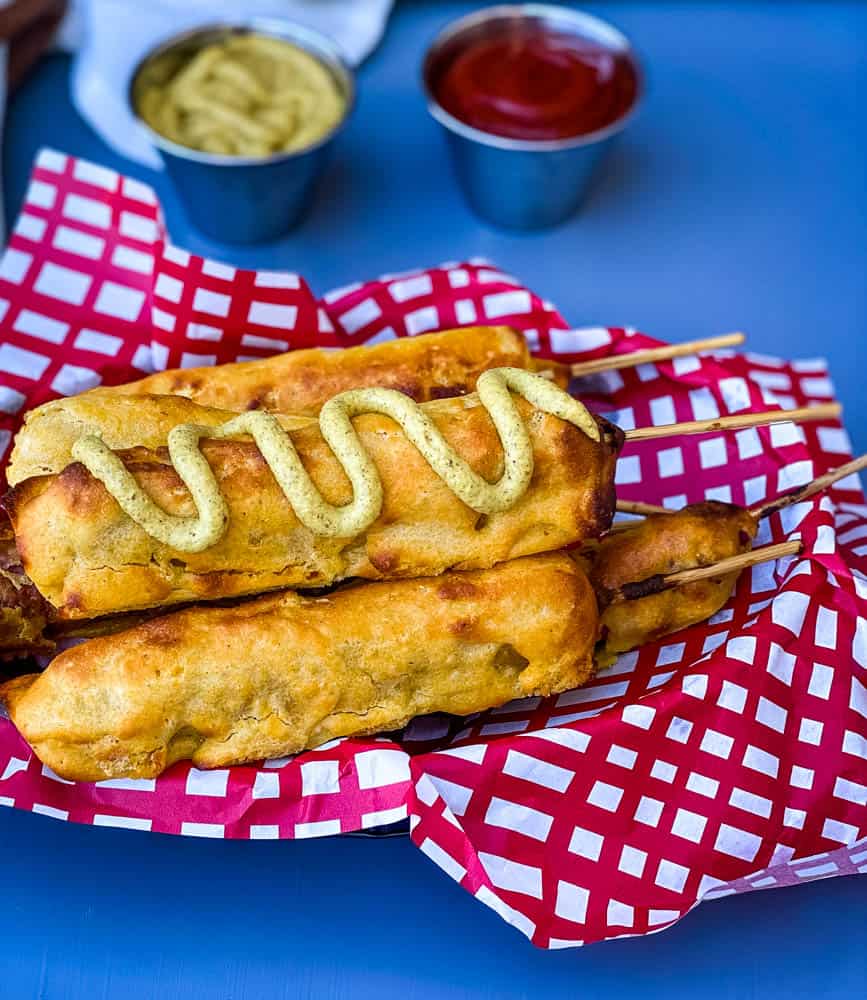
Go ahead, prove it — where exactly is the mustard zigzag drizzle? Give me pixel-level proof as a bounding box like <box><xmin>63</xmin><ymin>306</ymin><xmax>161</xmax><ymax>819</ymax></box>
<box><xmin>70</xmin><ymin>367</ymin><xmax>599</xmax><ymax>553</ymax></box>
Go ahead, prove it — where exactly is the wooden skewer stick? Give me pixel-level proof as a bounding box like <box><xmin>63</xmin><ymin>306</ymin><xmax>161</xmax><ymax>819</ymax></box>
<box><xmin>624</xmin><ymin>402</ymin><xmax>841</xmax><ymax>442</ymax></box>
<box><xmin>603</xmin><ymin>519</ymin><xmax>651</xmax><ymax>536</ymax></box>
<box><xmin>609</xmin><ymin>540</ymin><xmax>803</xmax><ymax>604</ymax></box>
<box><xmin>615</xmin><ymin>499</ymin><xmax>668</xmax><ymax>517</ymax></box>
<box><xmin>752</xmin><ymin>453</ymin><xmax>867</xmax><ymax>520</ymax></box>
<box><xmin>570</xmin><ymin>332</ymin><xmax>746</xmax><ymax>378</ymax></box>
<box><xmin>605</xmin><ymin>514</ymin><xmax>665</xmax><ymax>534</ymax></box>
<box><xmin>616</xmin><ymin>452</ymin><xmax>867</xmax><ymax>522</ymax></box>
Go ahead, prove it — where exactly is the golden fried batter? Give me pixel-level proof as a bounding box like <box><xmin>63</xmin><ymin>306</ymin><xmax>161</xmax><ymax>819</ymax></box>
<box><xmin>6</xmin><ymin>395</ymin><xmax>310</xmax><ymax>486</ymax></box>
<box><xmin>590</xmin><ymin>502</ymin><xmax>757</xmax><ymax>663</ymax></box>
<box><xmin>7</xmin><ymin>396</ymin><xmax>621</xmax><ymax>618</ymax></box>
<box><xmin>7</xmin><ymin>327</ymin><xmax>564</xmax><ymax>487</ymax></box>
<box><xmin>95</xmin><ymin>326</ymin><xmax>536</xmax><ymax>413</ymax></box>
<box><xmin>0</xmin><ymin>553</ymin><xmax>598</xmax><ymax>781</ymax></box>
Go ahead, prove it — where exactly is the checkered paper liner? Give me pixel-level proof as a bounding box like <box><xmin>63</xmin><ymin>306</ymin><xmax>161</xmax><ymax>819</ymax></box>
<box><xmin>0</xmin><ymin>150</ymin><xmax>864</xmax><ymax>948</ymax></box>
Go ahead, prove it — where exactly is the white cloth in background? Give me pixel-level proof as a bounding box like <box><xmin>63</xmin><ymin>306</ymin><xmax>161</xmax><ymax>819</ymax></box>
<box><xmin>59</xmin><ymin>0</ymin><xmax>394</xmax><ymax>168</ymax></box>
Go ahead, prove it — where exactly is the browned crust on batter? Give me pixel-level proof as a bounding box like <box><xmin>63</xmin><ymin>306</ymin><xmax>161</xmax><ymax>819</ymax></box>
<box><xmin>590</xmin><ymin>502</ymin><xmax>758</xmax><ymax>662</ymax></box>
<box><xmin>5</xmin><ymin>396</ymin><xmax>312</xmax><ymax>487</ymax></box>
<box><xmin>5</xmin><ymin>327</ymin><xmax>559</xmax><ymax>487</ymax></box>
<box><xmin>0</xmin><ymin>553</ymin><xmax>598</xmax><ymax>781</ymax></box>
<box><xmin>102</xmin><ymin>326</ymin><xmax>534</xmax><ymax>411</ymax></box>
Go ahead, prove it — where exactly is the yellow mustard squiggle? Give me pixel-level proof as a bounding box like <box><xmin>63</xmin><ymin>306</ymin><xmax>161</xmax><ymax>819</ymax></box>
<box><xmin>70</xmin><ymin>367</ymin><xmax>599</xmax><ymax>553</ymax></box>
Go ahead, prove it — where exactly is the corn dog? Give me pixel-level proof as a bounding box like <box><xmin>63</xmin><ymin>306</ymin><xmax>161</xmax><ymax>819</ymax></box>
<box><xmin>7</xmin><ymin>393</ymin><xmax>621</xmax><ymax>618</ymax></box>
<box><xmin>589</xmin><ymin>502</ymin><xmax>757</xmax><ymax>663</ymax></box>
<box><xmin>8</xmin><ymin>327</ymin><xmax>560</xmax><ymax>486</ymax></box>
<box><xmin>95</xmin><ymin>325</ymin><xmax>541</xmax><ymax>413</ymax></box>
<box><xmin>0</xmin><ymin>553</ymin><xmax>597</xmax><ymax>781</ymax></box>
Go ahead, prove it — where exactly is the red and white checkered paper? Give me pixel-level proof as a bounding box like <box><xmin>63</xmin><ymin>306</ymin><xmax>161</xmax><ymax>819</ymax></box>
<box><xmin>0</xmin><ymin>150</ymin><xmax>865</xmax><ymax>947</ymax></box>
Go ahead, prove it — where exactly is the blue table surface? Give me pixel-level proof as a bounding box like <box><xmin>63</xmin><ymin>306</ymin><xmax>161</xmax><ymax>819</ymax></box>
<box><xmin>1</xmin><ymin>2</ymin><xmax>865</xmax><ymax>997</ymax></box>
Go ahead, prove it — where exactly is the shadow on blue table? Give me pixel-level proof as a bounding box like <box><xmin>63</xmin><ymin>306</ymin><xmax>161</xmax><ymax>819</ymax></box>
<box><xmin>1</xmin><ymin>807</ymin><xmax>865</xmax><ymax>999</ymax></box>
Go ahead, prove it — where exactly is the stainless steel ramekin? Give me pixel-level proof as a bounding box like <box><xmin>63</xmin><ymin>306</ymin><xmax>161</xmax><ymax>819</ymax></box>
<box><xmin>422</xmin><ymin>5</ymin><xmax>642</xmax><ymax>230</ymax></box>
<box><xmin>129</xmin><ymin>19</ymin><xmax>355</xmax><ymax>244</ymax></box>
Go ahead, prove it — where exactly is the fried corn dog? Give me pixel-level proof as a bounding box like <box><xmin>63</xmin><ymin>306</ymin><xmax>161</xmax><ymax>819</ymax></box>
<box><xmin>8</xmin><ymin>327</ymin><xmax>560</xmax><ymax>486</ymax></box>
<box><xmin>7</xmin><ymin>395</ymin><xmax>621</xmax><ymax>618</ymax></box>
<box><xmin>0</xmin><ymin>553</ymin><xmax>598</xmax><ymax>781</ymax></box>
<box><xmin>589</xmin><ymin>502</ymin><xmax>758</xmax><ymax>663</ymax></box>
<box><xmin>104</xmin><ymin>326</ymin><xmax>538</xmax><ymax>412</ymax></box>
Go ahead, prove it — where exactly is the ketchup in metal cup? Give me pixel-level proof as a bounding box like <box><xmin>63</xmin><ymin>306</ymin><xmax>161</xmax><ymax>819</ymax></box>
<box><xmin>432</xmin><ymin>24</ymin><xmax>639</xmax><ymax>142</ymax></box>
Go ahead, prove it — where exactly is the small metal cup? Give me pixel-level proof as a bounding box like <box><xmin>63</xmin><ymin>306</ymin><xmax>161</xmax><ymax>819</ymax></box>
<box><xmin>422</xmin><ymin>5</ymin><xmax>642</xmax><ymax>230</ymax></box>
<box><xmin>129</xmin><ymin>19</ymin><xmax>355</xmax><ymax>244</ymax></box>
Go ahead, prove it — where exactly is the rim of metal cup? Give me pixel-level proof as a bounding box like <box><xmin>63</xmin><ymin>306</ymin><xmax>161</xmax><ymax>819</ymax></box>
<box><xmin>127</xmin><ymin>18</ymin><xmax>356</xmax><ymax>168</ymax></box>
<box><xmin>422</xmin><ymin>4</ymin><xmax>643</xmax><ymax>152</ymax></box>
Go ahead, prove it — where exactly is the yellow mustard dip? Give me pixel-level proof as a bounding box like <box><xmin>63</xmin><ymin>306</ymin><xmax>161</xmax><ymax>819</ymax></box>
<box><xmin>134</xmin><ymin>32</ymin><xmax>346</xmax><ymax>157</ymax></box>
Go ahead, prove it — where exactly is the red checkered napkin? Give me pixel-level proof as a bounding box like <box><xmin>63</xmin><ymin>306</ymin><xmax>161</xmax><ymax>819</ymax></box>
<box><xmin>0</xmin><ymin>150</ymin><xmax>864</xmax><ymax>947</ymax></box>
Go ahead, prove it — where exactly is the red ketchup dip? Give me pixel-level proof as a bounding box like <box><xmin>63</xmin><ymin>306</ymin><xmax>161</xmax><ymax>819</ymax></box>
<box><xmin>432</xmin><ymin>25</ymin><xmax>639</xmax><ymax>142</ymax></box>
